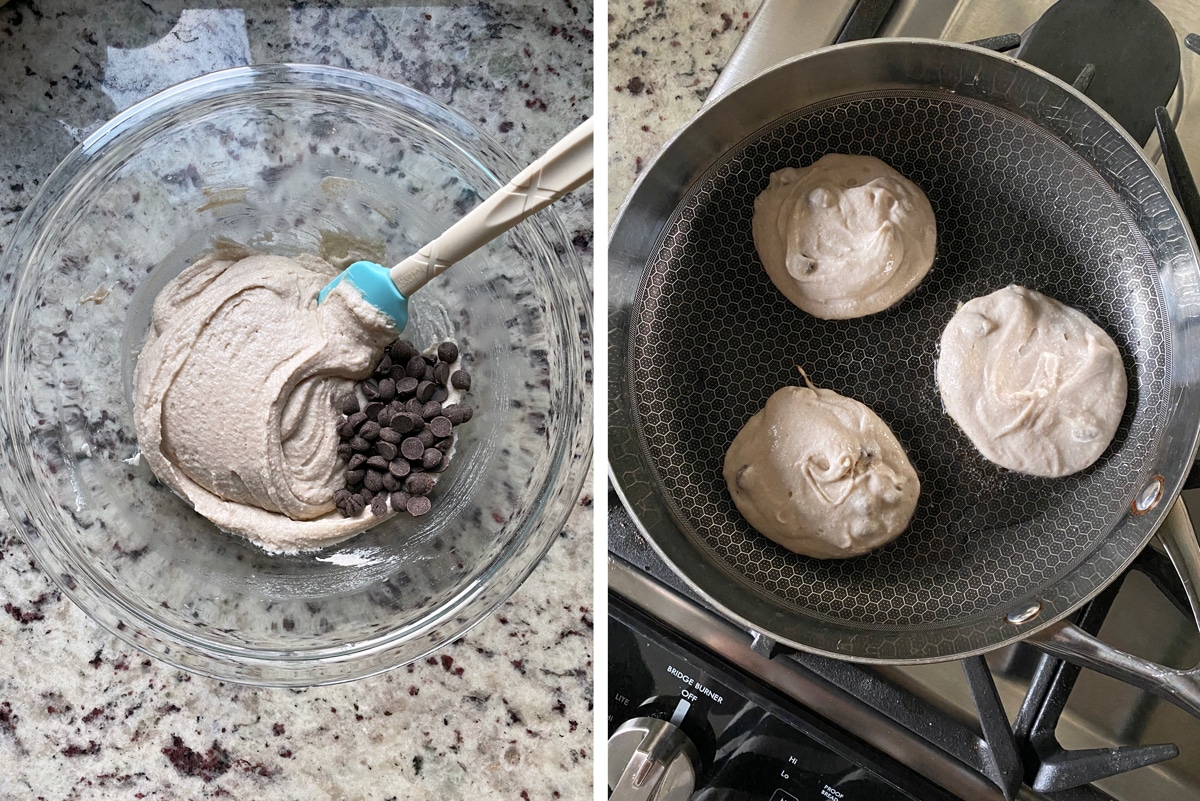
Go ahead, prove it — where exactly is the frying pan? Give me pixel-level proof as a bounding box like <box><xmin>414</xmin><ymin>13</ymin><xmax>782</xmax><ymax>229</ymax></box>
<box><xmin>609</xmin><ymin>37</ymin><xmax>1200</xmax><ymax>708</ymax></box>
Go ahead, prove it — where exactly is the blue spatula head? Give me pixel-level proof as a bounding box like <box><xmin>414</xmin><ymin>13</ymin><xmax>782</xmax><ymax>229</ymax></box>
<box><xmin>318</xmin><ymin>260</ymin><xmax>409</xmax><ymax>330</ymax></box>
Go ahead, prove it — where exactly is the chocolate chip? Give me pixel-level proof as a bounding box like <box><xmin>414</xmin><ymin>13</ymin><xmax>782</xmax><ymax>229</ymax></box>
<box><xmin>343</xmin><ymin>494</ymin><xmax>365</xmax><ymax>517</ymax></box>
<box><xmin>433</xmin><ymin>362</ymin><xmax>451</xmax><ymax>385</ymax></box>
<box><xmin>401</xmin><ymin>437</ymin><xmax>425</xmax><ymax>461</ymax></box>
<box><xmin>396</xmin><ymin>377</ymin><xmax>419</xmax><ymax>398</ymax></box>
<box><xmin>406</xmin><ymin>495</ymin><xmax>432</xmax><ymax>517</ymax></box>
<box><xmin>390</xmin><ymin>413</ymin><xmax>415</xmax><ymax>434</ymax></box>
<box><xmin>371</xmin><ymin>493</ymin><xmax>389</xmax><ymax>517</ymax></box>
<box><xmin>429</xmin><ymin>416</ymin><xmax>453</xmax><ymax>438</ymax></box>
<box><xmin>339</xmin><ymin>411</ymin><xmax>367</xmax><ymax>438</ymax></box>
<box><xmin>405</xmin><ymin>473</ymin><xmax>435</xmax><ymax>495</ymax></box>
<box><xmin>334</xmin><ymin>336</ymin><xmax>474</xmax><ymax>518</ymax></box>
<box><xmin>443</xmin><ymin>403</ymin><xmax>473</xmax><ymax>425</ymax></box>
<box><xmin>391</xmin><ymin>340</ymin><xmax>419</xmax><ymax>363</ymax></box>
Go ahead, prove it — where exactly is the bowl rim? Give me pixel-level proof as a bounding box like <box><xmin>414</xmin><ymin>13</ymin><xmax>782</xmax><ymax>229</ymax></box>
<box><xmin>0</xmin><ymin>63</ymin><xmax>593</xmax><ymax>686</ymax></box>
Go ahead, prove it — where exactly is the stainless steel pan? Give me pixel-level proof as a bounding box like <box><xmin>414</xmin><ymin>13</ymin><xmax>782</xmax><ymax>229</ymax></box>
<box><xmin>609</xmin><ymin>38</ymin><xmax>1200</xmax><ymax>698</ymax></box>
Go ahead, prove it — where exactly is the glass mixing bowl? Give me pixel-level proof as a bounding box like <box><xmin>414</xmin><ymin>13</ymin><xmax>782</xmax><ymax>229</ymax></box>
<box><xmin>0</xmin><ymin>64</ymin><xmax>591</xmax><ymax>685</ymax></box>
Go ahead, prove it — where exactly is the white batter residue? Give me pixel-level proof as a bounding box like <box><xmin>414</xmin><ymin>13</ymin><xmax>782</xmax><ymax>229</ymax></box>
<box><xmin>316</xmin><ymin>548</ymin><xmax>385</xmax><ymax>567</ymax></box>
<box><xmin>723</xmin><ymin>382</ymin><xmax>920</xmax><ymax>559</ymax></box>
<box><xmin>937</xmin><ymin>285</ymin><xmax>1127</xmax><ymax>478</ymax></box>
<box><xmin>752</xmin><ymin>154</ymin><xmax>937</xmax><ymax>319</ymax></box>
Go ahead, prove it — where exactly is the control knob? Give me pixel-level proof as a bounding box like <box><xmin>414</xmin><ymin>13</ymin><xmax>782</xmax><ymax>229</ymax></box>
<box><xmin>608</xmin><ymin>700</ymin><xmax>702</xmax><ymax>801</ymax></box>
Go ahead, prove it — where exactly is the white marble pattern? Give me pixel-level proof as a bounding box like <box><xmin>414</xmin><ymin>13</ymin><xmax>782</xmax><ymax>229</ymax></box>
<box><xmin>607</xmin><ymin>0</ymin><xmax>760</xmax><ymax>222</ymax></box>
<box><xmin>102</xmin><ymin>9</ymin><xmax>253</xmax><ymax>111</ymax></box>
<box><xmin>0</xmin><ymin>1</ymin><xmax>593</xmax><ymax>798</ymax></box>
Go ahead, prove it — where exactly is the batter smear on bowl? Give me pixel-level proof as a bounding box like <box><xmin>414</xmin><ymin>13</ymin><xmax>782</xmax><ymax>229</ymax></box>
<box><xmin>132</xmin><ymin>250</ymin><xmax>470</xmax><ymax>553</ymax></box>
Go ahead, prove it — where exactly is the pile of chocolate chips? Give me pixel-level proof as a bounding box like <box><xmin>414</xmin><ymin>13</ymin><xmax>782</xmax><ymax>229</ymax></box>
<box><xmin>333</xmin><ymin>338</ymin><xmax>473</xmax><ymax>519</ymax></box>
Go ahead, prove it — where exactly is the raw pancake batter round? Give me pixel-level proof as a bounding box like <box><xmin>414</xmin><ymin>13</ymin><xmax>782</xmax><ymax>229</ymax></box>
<box><xmin>752</xmin><ymin>153</ymin><xmax>937</xmax><ymax>319</ymax></box>
<box><xmin>723</xmin><ymin>382</ymin><xmax>920</xmax><ymax>559</ymax></box>
<box><xmin>937</xmin><ymin>284</ymin><xmax>1127</xmax><ymax>477</ymax></box>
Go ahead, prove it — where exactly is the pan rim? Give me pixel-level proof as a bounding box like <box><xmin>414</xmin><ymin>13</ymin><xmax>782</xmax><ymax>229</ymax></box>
<box><xmin>608</xmin><ymin>37</ymin><xmax>1200</xmax><ymax>663</ymax></box>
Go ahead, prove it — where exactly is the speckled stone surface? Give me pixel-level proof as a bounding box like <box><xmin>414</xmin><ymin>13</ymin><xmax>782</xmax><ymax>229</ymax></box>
<box><xmin>607</xmin><ymin>0</ymin><xmax>759</xmax><ymax>222</ymax></box>
<box><xmin>0</xmin><ymin>1</ymin><xmax>593</xmax><ymax>798</ymax></box>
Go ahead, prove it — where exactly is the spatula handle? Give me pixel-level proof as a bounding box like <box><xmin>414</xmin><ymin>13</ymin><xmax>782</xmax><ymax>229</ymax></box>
<box><xmin>390</xmin><ymin>117</ymin><xmax>594</xmax><ymax>297</ymax></box>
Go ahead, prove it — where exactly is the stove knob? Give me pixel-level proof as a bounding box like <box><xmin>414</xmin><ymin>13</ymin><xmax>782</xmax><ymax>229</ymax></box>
<box><xmin>608</xmin><ymin>715</ymin><xmax>701</xmax><ymax>801</ymax></box>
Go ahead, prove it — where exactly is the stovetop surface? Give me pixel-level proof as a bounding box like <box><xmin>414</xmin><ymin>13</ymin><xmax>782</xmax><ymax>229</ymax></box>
<box><xmin>611</xmin><ymin>595</ymin><xmax>959</xmax><ymax>801</ymax></box>
<box><xmin>611</xmin><ymin>488</ymin><xmax>1200</xmax><ymax>801</ymax></box>
<box><xmin>711</xmin><ymin>0</ymin><xmax>1200</xmax><ymax>176</ymax></box>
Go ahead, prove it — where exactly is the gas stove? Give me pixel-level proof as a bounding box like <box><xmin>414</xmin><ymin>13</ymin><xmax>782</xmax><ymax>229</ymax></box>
<box><xmin>608</xmin><ymin>2</ymin><xmax>1200</xmax><ymax>800</ymax></box>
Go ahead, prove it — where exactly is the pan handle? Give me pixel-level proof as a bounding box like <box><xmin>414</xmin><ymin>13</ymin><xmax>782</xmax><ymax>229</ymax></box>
<box><xmin>1155</xmin><ymin>107</ymin><xmax>1200</xmax><ymax>491</ymax></box>
<box><xmin>1155</xmin><ymin>107</ymin><xmax>1200</xmax><ymax>242</ymax></box>
<box><xmin>1024</xmin><ymin>498</ymin><xmax>1200</xmax><ymax>719</ymax></box>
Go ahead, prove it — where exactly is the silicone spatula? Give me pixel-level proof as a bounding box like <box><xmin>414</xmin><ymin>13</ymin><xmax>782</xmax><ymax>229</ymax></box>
<box><xmin>318</xmin><ymin>117</ymin><xmax>594</xmax><ymax>329</ymax></box>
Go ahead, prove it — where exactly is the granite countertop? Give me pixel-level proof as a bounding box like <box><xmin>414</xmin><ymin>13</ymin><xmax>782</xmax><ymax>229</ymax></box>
<box><xmin>607</xmin><ymin>0</ymin><xmax>760</xmax><ymax>223</ymax></box>
<box><xmin>0</xmin><ymin>2</ymin><xmax>593</xmax><ymax>799</ymax></box>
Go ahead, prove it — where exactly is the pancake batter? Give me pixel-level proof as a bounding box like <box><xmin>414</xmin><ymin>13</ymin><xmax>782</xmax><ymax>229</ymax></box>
<box><xmin>937</xmin><ymin>285</ymin><xmax>1127</xmax><ymax>477</ymax></box>
<box><xmin>133</xmin><ymin>251</ymin><xmax>398</xmax><ymax>552</ymax></box>
<box><xmin>752</xmin><ymin>154</ymin><xmax>937</xmax><ymax>319</ymax></box>
<box><xmin>723</xmin><ymin>377</ymin><xmax>920</xmax><ymax>559</ymax></box>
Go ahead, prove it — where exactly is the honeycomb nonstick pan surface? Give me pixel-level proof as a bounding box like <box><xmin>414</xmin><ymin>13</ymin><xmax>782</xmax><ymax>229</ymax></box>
<box><xmin>610</xmin><ymin>41</ymin><xmax>1200</xmax><ymax>661</ymax></box>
